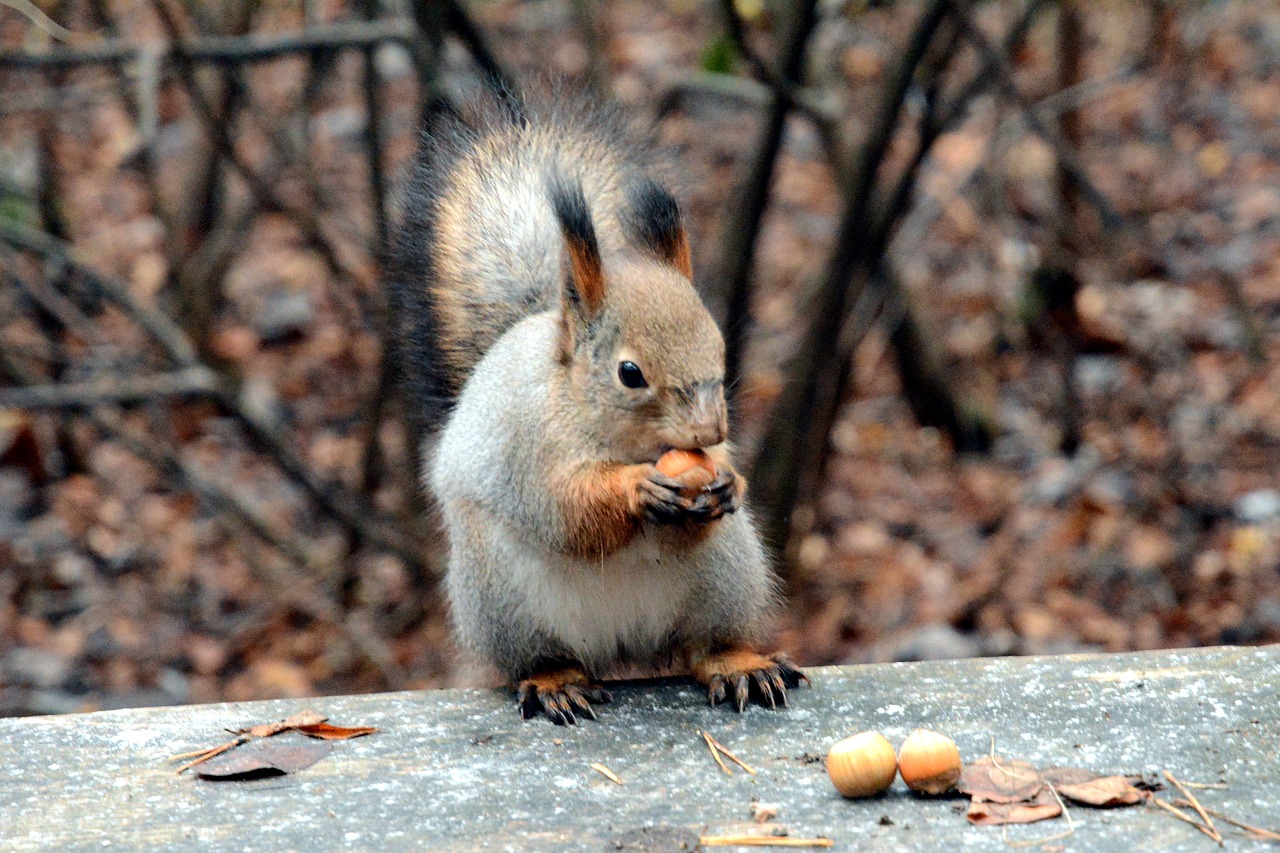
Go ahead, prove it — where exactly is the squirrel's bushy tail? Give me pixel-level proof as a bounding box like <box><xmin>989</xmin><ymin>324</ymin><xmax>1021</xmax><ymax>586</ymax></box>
<box><xmin>386</xmin><ymin>84</ymin><xmax>669</xmax><ymax>431</ymax></box>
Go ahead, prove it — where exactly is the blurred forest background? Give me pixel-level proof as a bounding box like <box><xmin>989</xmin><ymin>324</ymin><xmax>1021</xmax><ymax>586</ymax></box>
<box><xmin>2</xmin><ymin>0</ymin><xmax>1279</xmax><ymax>717</ymax></box>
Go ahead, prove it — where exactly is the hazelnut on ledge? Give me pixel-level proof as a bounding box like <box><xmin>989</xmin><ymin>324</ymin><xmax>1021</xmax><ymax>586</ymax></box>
<box><xmin>826</xmin><ymin>731</ymin><xmax>898</xmax><ymax>799</ymax></box>
<box><xmin>897</xmin><ymin>729</ymin><xmax>962</xmax><ymax>795</ymax></box>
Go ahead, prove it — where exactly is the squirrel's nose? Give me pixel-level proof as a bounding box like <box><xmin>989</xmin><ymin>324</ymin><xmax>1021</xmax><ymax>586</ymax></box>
<box><xmin>690</xmin><ymin>417</ymin><xmax>726</xmax><ymax>449</ymax></box>
<box><xmin>678</xmin><ymin>381</ymin><xmax>728</xmax><ymax>448</ymax></box>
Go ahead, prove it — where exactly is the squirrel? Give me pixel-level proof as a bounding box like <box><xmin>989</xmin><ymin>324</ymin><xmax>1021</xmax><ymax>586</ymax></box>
<box><xmin>388</xmin><ymin>87</ymin><xmax>806</xmax><ymax>724</ymax></box>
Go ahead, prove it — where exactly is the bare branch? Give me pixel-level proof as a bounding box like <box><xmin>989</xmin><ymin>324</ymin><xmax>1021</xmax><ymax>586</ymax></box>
<box><xmin>151</xmin><ymin>0</ymin><xmax>375</xmax><ymax>294</ymax></box>
<box><xmin>0</xmin><ymin>367</ymin><xmax>219</xmax><ymax>409</ymax></box>
<box><xmin>716</xmin><ymin>0</ymin><xmax>837</xmax><ymax>137</ymax></box>
<box><xmin>718</xmin><ymin>0</ymin><xmax>820</xmax><ymax>409</ymax></box>
<box><xmin>1</xmin><ymin>221</ymin><xmax>201</xmax><ymax>367</ymax></box>
<box><xmin>0</xmin><ymin>350</ymin><xmax>400</xmax><ymax>681</ymax></box>
<box><xmin>1</xmin><ymin>0</ymin><xmax>72</xmax><ymax>41</ymax></box>
<box><xmin>808</xmin><ymin>0</ymin><xmax>1054</xmax><ymax>470</ymax></box>
<box><xmin>0</xmin><ymin>18</ymin><xmax>415</xmax><ymax>69</ymax></box>
<box><xmin>945</xmin><ymin>0</ymin><xmax>1125</xmax><ymax>232</ymax></box>
<box><xmin>0</xmin><ymin>221</ymin><xmax>431</xmax><ymax>574</ymax></box>
<box><xmin>434</xmin><ymin>0</ymin><xmax>514</xmax><ymax>95</ymax></box>
<box><xmin>358</xmin><ymin>0</ymin><xmax>392</xmax><ymax>508</ymax></box>
<box><xmin>750</xmin><ymin>0</ymin><xmax>952</xmax><ymax>563</ymax></box>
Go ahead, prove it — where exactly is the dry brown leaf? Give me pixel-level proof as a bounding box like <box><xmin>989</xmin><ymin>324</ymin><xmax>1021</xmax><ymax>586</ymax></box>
<box><xmin>1040</xmin><ymin>767</ymin><xmax>1147</xmax><ymax>806</ymax></box>
<box><xmin>296</xmin><ymin>722</ymin><xmax>378</xmax><ymax>740</ymax></box>
<box><xmin>1053</xmin><ymin>776</ymin><xmax>1143</xmax><ymax>807</ymax></box>
<box><xmin>966</xmin><ymin>788</ymin><xmax>1063</xmax><ymax>826</ymax></box>
<box><xmin>174</xmin><ymin>709</ymin><xmax>374</xmax><ymax>773</ymax></box>
<box><xmin>196</xmin><ymin>738</ymin><xmax>333</xmax><ymax>781</ymax></box>
<box><xmin>236</xmin><ymin>709</ymin><xmax>328</xmax><ymax>739</ymax></box>
<box><xmin>958</xmin><ymin>756</ymin><xmax>1044</xmax><ymax>803</ymax></box>
<box><xmin>1039</xmin><ymin>766</ymin><xmax>1099</xmax><ymax>787</ymax></box>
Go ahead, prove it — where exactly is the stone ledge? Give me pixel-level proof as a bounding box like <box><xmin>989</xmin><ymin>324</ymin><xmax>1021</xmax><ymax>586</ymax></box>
<box><xmin>1</xmin><ymin>645</ymin><xmax>1277</xmax><ymax>851</ymax></box>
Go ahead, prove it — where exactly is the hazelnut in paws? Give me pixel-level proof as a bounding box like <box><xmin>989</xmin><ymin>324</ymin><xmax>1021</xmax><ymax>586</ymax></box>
<box><xmin>656</xmin><ymin>448</ymin><xmax>716</xmax><ymax>493</ymax></box>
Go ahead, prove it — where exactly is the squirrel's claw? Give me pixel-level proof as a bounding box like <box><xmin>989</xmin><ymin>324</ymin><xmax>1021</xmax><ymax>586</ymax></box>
<box><xmin>701</xmin><ymin>470</ymin><xmax>742</xmax><ymax>519</ymax></box>
<box><xmin>694</xmin><ymin>649</ymin><xmax>809</xmax><ymax>712</ymax></box>
<box><xmin>765</xmin><ymin>668</ymin><xmax>789</xmax><ymax>706</ymax></box>
<box><xmin>707</xmin><ymin>674</ymin><xmax>728</xmax><ymax>706</ymax></box>
<box><xmin>752</xmin><ymin>671</ymin><xmax>777</xmax><ymax>710</ymax></box>
<box><xmin>775</xmin><ymin>657</ymin><xmax>809</xmax><ymax>689</ymax></box>
<box><xmin>516</xmin><ymin>669</ymin><xmax>611</xmax><ymax>725</ymax></box>
<box><xmin>563</xmin><ymin>684</ymin><xmax>599</xmax><ymax>721</ymax></box>
<box><xmin>731</xmin><ymin>673</ymin><xmax>750</xmax><ymax>712</ymax></box>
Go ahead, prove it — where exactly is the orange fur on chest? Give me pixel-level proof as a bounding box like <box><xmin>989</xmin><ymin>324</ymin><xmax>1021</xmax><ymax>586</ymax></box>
<box><xmin>555</xmin><ymin>463</ymin><xmax>645</xmax><ymax>558</ymax></box>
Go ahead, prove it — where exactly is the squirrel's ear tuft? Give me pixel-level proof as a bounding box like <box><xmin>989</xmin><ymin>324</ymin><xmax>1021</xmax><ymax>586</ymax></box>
<box><xmin>626</xmin><ymin>176</ymin><xmax>692</xmax><ymax>279</ymax></box>
<box><xmin>548</xmin><ymin>175</ymin><xmax>605</xmax><ymax>320</ymax></box>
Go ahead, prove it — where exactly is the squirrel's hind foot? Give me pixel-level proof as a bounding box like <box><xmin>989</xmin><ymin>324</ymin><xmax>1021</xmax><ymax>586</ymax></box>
<box><xmin>693</xmin><ymin>648</ymin><xmax>809</xmax><ymax>712</ymax></box>
<box><xmin>517</xmin><ymin>667</ymin><xmax>611</xmax><ymax>725</ymax></box>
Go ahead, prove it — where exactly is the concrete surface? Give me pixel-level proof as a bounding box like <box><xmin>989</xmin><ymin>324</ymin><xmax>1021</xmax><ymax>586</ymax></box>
<box><xmin>1</xmin><ymin>645</ymin><xmax>1277</xmax><ymax>851</ymax></box>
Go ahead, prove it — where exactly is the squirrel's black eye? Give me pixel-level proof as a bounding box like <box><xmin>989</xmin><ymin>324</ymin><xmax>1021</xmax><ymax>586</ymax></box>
<box><xmin>618</xmin><ymin>361</ymin><xmax>648</xmax><ymax>389</ymax></box>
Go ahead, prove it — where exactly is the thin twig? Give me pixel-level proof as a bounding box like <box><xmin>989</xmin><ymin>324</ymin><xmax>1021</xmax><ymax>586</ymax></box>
<box><xmin>1</xmin><ymin>0</ymin><xmax>72</xmax><ymax>40</ymax></box>
<box><xmin>84</xmin><ymin>0</ymin><xmax>178</xmax><ymax>287</ymax></box>
<box><xmin>704</xmin><ymin>731</ymin><xmax>757</xmax><ymax>776</ymax></box>
<box><xmin>168</xmin><ymin>745</ymin><xmax>226</xmax><ymax>761</ymax></box>
<box><xmin>151</xmin><ymin>0</ymin><xmax>375</xmax><ymax>294</ymax></box>
<box><xmin>1176</xmin><ymin>805</ymin><xmax>1280</xmax><ymax>842</ymax></box>
<box><xmin>701</xmin><ymin>730</ymin><xmax>734</xmax><ymax>776</ymax></box>
<box><xmin>810</xmin><ymin>1</ymin><xmax>1051</xmax><ymax>477</ymax></box>
<box><xmin>891</xmin><ymin>62</ymin><xmax>1140</xmax><ymax>260</ymax></box>
<box><xmin>589</xmin><ymin>762</ymin><xmax>623</xmax><ymax>785</ymax></box>
<box><xmin>698</xmin><ymin>837</ymin><xmax>833</xmax><ymax>849</ymax></box>
<box><xmin>1176</xmin><ymin>781</ymin><xmax>1229</xmax><ymax>791</ymax></box>
<box><xmin>1001</xmin><ymin>780</ymin><xmax>1075</xmax><ymax>848</ymax></box>
<box><xmin>1148</xmin><ymin>796</ymin><xmax>1223</xmax><ymax>843</ymax></box>
<box><xmin>8</xmin><ymin>258</ymin><xmax>105</xmax><ymax>346</ymax></box>
<box><xmin>173</xmin><ymin>738</ymin><xmax>243</xmax><ymax>774</ymax></box>
<box><xmin>434</xmin><ymin>0</ymin><xmax>514</xmax><ymax>96</ymax></box>
<box><xmin>945</xmin><ymin>0</ymin><xmax>1124</xmax><ymax>232</ymax></box>
<box><xmin>716</xmin><ymin>0</ymin><xmax>832</xmax><ymax>133</ymax></box>
<box><xmin>178</xmin><ymin>0</ymin><xmax>255</xmax><ymax>352</ymax></box>
<box><xmin>362</xmin><ymin>1</ymin><xmax>390</xmax><ymax>258</ymax></box>
<box><xmin>0</xmin><ymin>351</ymin><xmax>398</xmax><ymax>679</ymax></box>
<box><xmin>358</xmin><ymin>0</ymin><xmax>392</xmax><ymax>500</ymax></box>
<box><xmin>1</xmin><ymin>221</ymin><xmax>200</xmax><ymax>366</ymax></box>
<box><xmin>1165</xmin><ymin>771</ymin><xmax>1223</xmax><ymax>844</ymax></box>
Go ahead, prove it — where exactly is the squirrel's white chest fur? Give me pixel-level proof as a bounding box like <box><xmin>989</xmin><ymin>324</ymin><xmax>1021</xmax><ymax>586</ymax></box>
<box><xmin>493</xmin><ymin>524</ymin><xmax>695</xmax><ymax>670</ymax></box>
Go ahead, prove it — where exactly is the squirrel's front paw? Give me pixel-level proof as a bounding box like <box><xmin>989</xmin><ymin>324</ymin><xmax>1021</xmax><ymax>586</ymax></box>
<box><xmin>638</xmin><ymin>465</ymin><xmax>739</xmax><ymax>525</ymax></box>
<box><xmin>694</xmin><ymin>468</ymin><xmax>742</xmax><ymax>521</ymax></box>
<box><xmin>637</xmin><ymin>468</ymin><xmax>703</xmax><ymax>524</ymax></box>
<box><xmin>692</xmin><ymin>648</ymin><xmax>809</xmax><ymax>712</ymax></box>
<box><xmin>517</xmin><ymin>668</ymin><xmax>611</xmax><ymax>725</ymax></box>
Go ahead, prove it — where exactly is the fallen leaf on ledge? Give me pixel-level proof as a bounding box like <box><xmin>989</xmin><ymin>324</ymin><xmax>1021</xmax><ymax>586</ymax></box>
<box><xmin>196</xmin><ymin>738</ymin><xmax>333</xmax><ymax>781</ymax></box>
